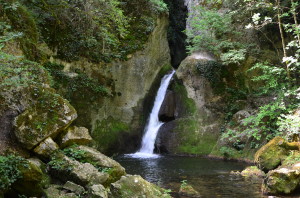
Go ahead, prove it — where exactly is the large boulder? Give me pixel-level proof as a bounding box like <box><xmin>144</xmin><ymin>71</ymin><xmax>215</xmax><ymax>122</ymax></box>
<box><xmin>72</xmin><ymin>146</ymin><xmax>126</xmax><ymax>184</ymax></box>
<box><xmin>254</xmin><ymin>137</ymin><xmax>292</xmax><ymax>172</ymax></box>
<box><xmin>48</xmin><ymin>153</ymin><xmax>109</xmax><ymax>187</ymax></box>
<box><xmin>262</xmin><ymin>167</ymin><xmax>300</xmax><ymax>195</ymax></box>
<box><xmin>110</xmin><ymin>175</ymin><xmax>170</xmax><ymax>198</ymax></box>
<box><xmin>14</xmin><ymin>87</ymin><xmax>77</xmax><ymax>150</ymax></box>
<box><xmin>155</xmin><ymin>56</ymin><xmax>225</xmax><ymax>155</ymax></box>
<box><xmin>58</xmin><ymin>126</ymin><xmax>92</xmax><ymax>148</ymax></box>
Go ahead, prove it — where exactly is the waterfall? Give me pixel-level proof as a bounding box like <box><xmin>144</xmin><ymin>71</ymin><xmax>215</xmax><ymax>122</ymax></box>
<box><xmin>131</xmin><ymin>70</ymin><xmax>175</xmax><ymax>158</ymax></box>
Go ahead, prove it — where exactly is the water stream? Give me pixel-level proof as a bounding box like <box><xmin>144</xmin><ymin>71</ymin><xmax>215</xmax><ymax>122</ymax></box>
<box><xmin>130</xmin><ymin>70</ymin><xmax>175</xmax><ymax>158</ymax></box>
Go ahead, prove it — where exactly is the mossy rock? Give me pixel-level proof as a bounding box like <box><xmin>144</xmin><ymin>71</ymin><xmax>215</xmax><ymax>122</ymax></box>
<box><xmin>241</xmin><ymin>166</ymin><xmax>265</xmax><ymax>178</ymax></box>
<box><xmin>14</xmin><ymin>87</ymin><xmax>77</xmax><ymax>150</ymax></box>
<box><xmin>48</xmin><ymin>152</ymin><xmax>109</xmax><ymax>187</ymax></box>
<box><xmin>12</xmin><ymin>158</ymin><xmax>47</xmax><ymax>197</ymax></box>
<box><xmin>92</xmin><ymin>117</ymin><xmax>130</xmax><ymax>154</ymax></box>
<box><xmin>71</xmin><ymin>146</ymin><xmax>126</xmax><ymax>185</ymax></box>
<box><xmin>254</xmin><ymin>137</ymin><xmax>290</xmax><ymax>172</ymax></box>
<box><xmin>262</xmin><ymin>167</ymin><xmax>300</xmax><ymax>195</ymax></box>
<box><xmin>110</xmin><ymin>175</ymin><xmax>171</xmax><ymax>198</ymax></box>
<box><xmin>179</xmin><ymin>183</ymin><xmax>201</xmax><ymax>197</ymax></box>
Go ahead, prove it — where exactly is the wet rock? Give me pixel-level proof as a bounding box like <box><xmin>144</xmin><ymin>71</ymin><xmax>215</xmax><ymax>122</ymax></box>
<box><xmin>179</xmin><ymin>183</ymin><xmax>201</xmax><ymax>197</ymax></box>
<box><xmin>155</xmin><ymin>121</ymin><xmax>176</xmax><ymax>154</ymax></box>
<box><xmin>48</xmin><ymin>153</ymin><xmax>109</xmax><ymax>187</ymax></box>
<box><xmin>73</xmin><ymin>146</ymin><xmax>126</xmax><ymax>184</ymax></box>
<box><xmin>63</xmin><ymin>181</ymin><xmax>85</xmax><ymax>195</ymax></box>
<box><xmin>254</xmin><ymin>137</ymin><xmax>290</xmax><ymax>172</ymax></box>
<box><xmin>87</xmin><ymin>184</ymin><xmax>108</xmax><ymax>198</ymax></box>
<box><xmin>241</xmin><ymin>166</ymin><xmax>265</xmax><ymax>178</ymax></box>
<box><xmin>58</xmin><ymin>126</ymin><xmax>92</xmax><ymax>148</ymax></box>
<box><xmin>14</xmin><ymin>87</ymin><xmax>77</xmax><ymax>150</ymax></box>
<box><xmin>110</xmin><ymin>175</ymin><xmax>170</xmax><ymax>198</ymax></box>
<box><xmin>33</xmin><ymin>137</ymin><xmax>59</xmax><ymax>158</ymax></box>
<box><xmin>159</xmin><ymin>90</ymin><xmax>176</xmax><ymax>122</ymax></box>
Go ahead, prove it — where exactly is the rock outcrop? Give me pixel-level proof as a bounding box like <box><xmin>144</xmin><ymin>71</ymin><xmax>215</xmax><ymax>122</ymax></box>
<box><xmin>156</xmin><ymin>55</ymin><xmax>224</xmax><ymax>155</ymax></box>
<box><xmin>255</xmin><ymin>137</ymin><xmax>291</xmax><ymax>172</ymax></box>
<box><xmin>110</xmin><ymin>175</ymin><xmax>171</xmax><ymax>198</ymax></box>
<box><xmin>58</xmin><ymin>126</ymin><xmax>92</xmax><ymax>148</ymax></box>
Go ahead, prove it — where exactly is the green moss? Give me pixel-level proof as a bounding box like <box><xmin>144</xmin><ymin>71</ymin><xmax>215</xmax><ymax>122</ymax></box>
<box><xmin>174</xmin><ymin>118</ymin><xmax>218</xmax><ymax>155</ymax></box>
<box><xmin>92</xmin><ymin>117</ymin><xmax>130</xmax><ymax>153</ymax></box>
<box><xmin>172</xmin><ymin>82</ymin><xmax>197</xmax><ymax>116</ymax></box>
<box><xmin>158</xmin><ymin>64</ymin><xmax>173</xmax><ymax>77</ymax></box>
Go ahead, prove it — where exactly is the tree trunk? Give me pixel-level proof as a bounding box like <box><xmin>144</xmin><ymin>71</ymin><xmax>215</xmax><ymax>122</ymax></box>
<box><xmin>277</xmin><ymin>0</ymin><xmax>290</xmax><ymax>80</ymax></box>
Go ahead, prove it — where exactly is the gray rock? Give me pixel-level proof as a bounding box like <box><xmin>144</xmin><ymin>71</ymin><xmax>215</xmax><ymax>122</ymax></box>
<box><xmin>87</xmin><ymin>184</ymin><xmax>108</xmax><ymax>198</ymax></box>
<box><xmin>58</xmin><ymin>126</ymin><xmax>92</xmax><ymax>148</ymax></box>
<box><xmin>49</xmin><ymin>153</ymin><xmax>109</xmax><ymax>186</ymax></box>
<box><xmin>75</xmin><ymin>146</ymin><xmax>126</xmax><ymax>184</ymax></box>
<box><xmin>262</xmin><ymin>167</ymin><xmax>300</xmax><ymax>195</ymax></box>
<box><xmin>63</xmin><ymin>181</ymin><xmax>85</xmax><ymax>195</ymax></box>
<box><xmin>33</xmin><ymin>137</ymin><xmax>59</xmax><ymax>158</ymax></box>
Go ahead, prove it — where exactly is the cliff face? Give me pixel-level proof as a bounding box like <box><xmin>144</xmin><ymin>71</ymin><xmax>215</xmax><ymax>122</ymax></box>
<box><xmin>52</xmin><ymin>15</ymin><xmax>171</xmax><ymax>154</ymax></box>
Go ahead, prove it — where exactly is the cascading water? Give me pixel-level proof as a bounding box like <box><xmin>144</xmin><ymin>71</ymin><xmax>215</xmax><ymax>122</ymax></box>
<box><xmin>130</xmin><ymin>70</ymin><xmax>175</xmax><ymax>158</ymax></box>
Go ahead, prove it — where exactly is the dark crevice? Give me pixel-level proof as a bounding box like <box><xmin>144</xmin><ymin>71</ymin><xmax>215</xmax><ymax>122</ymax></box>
<box><xmin>164</xmin><ymin>0</ymin><xmax>188</xmax><ymax>68</ymax></box>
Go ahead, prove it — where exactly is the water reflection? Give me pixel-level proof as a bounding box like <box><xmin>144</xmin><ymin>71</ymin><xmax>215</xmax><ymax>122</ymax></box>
<box><xmin>116</xmin><ymin>155</ymin><xmax>265</xmax><ymax>198</ymax></box>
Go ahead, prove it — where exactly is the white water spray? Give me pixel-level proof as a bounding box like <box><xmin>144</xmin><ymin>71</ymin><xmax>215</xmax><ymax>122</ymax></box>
<box><xmin>131</xmin><ymin>70</ymin><xmax>175</xmax><ymax>158</ymax></box>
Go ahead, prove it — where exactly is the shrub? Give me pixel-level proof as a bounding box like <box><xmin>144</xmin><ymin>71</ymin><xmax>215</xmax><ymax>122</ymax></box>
<box><xmin>0</xmin><ymin>155</ymin><xmax>28</xmax><ymax>191</ymax></box>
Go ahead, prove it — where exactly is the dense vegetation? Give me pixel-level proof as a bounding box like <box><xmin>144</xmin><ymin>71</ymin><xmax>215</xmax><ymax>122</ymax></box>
<box><xmin>0</xmin><ymin>0</ymin><xmax>168</xmax><ymax>62</ymax></box>
<box><xmin>187</xmin><ymin>0</ymin><xmax>300</xmax><ymax>152</ymax></box>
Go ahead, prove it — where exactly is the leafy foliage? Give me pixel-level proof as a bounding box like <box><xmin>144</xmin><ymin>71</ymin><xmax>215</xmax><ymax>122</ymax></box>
<box><xmin>0</xmin><ymin>155</ymin><xmax>28</xmax><ymax>191</ymax></box>
<box><xmin>0</xmin><ymin>53</ymin><xmax>50</xmax><ymax>89</ymax></box>
<box><xmin>43</xmin><ymin>62</ymin><xmax>109</xmax><ymax>101</ymax></box>
<box><xmin>186</xmin><ymin>5</ymin><xmax>246</xmax><ymax>65</ymax></box>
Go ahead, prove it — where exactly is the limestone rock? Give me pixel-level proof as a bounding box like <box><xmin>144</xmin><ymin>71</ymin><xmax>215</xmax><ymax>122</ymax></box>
<box><xmin>262</xmin><ymin>167</ymin><xmax>300</xmax><ymax>195</ymax></box>
<box><xmin>44</xmin><ymin>184</ymin><xmax>82</xmax><ymax>198</ymax></box>
<box><xmin>34</xmin><ymin>137</ymin><xmax>59</xmax><ymax>158</ymax></box>
<box><xmin>110</xmin><ymin>175</ymin><xmax>169</xmax><ymax>198</ymax></box>
<box><xmin>63</xmin><ymin>181</ymin><xmax>85</xmax><ymax>195</ymax></box>
<box><xmin>254</xmin><ymin>137</ymin><xmax>290</xmax><ymax>172</ymax></box>
<box><xmin>241</xmin><ymin>166</ymin><xmax>265</xmax><ymax>178</ymax></box>
<box><xmin>49</xmin><ymin>153</ymin><xmax>109</xmax><ymax>186</ymax></box>
<box><xmin>73</xmin><ymin>146</ymin><xmax>126</xmax><ymax>184</ymax></box>
<box><xmin>44</xmin><ymin>185</ymin><xmax>61</xmax><ymax>198</ymax></box>
<box><xmin>14</xmin><ymin>87</ymin><xmax>77</xmax><ymax>150</ymax></box>
<box><xmin>87</xmin><ymin>184</ymin><xmax>108</xmax><ymax>198</ymax></box>
<box><xmin>179</xmin><ymin>183</ymin><xmax>201</xmax><ymax>197</ymax></box>
<box><xmin>58</xmin><ymin>126</ymin><xmax>92</xmax><ymax>148</ymax></box>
